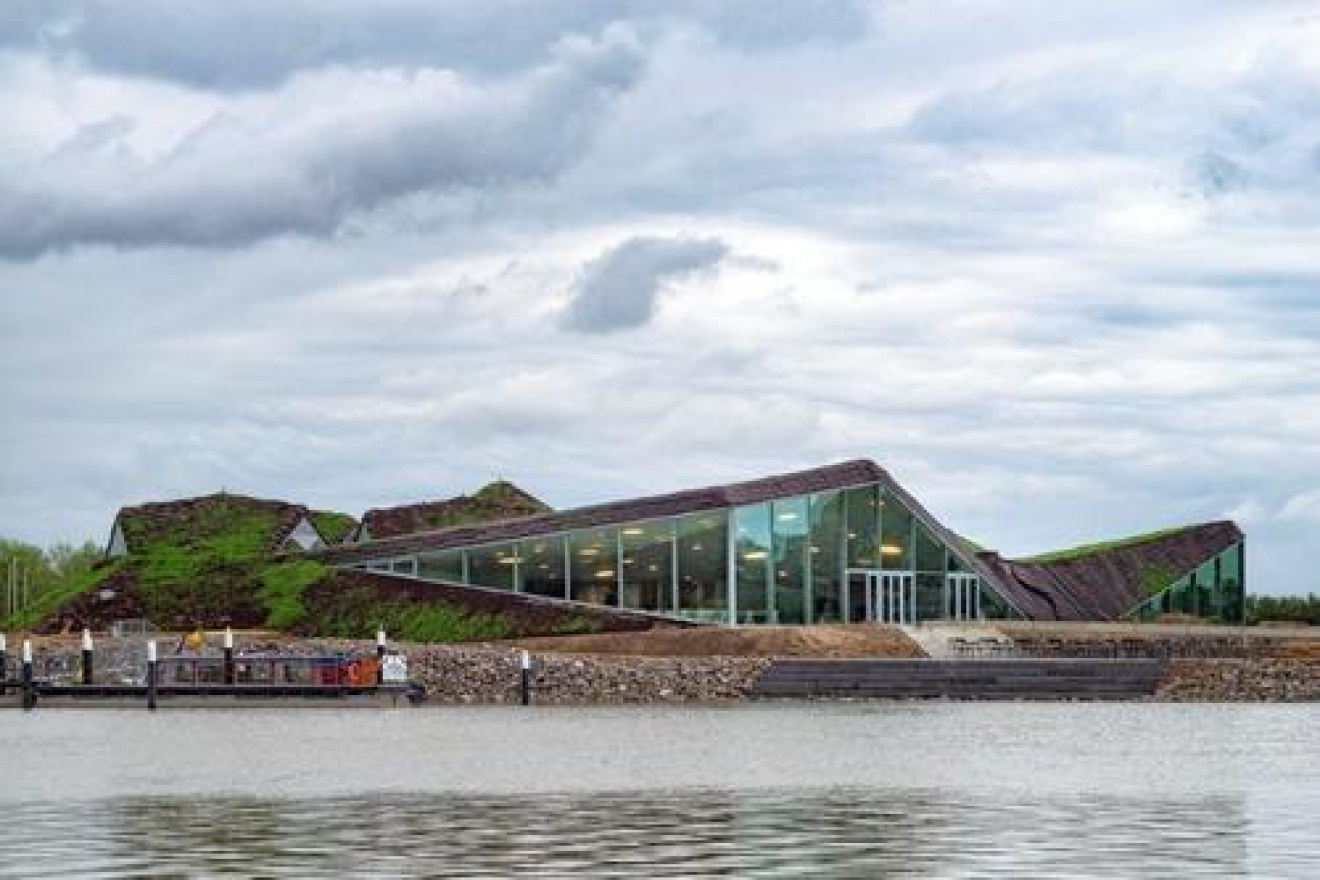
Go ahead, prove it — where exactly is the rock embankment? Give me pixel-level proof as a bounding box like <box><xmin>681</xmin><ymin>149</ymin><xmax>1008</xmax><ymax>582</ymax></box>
<box><xmin>1156</xmin><ymin>659</ymin><xmax>1320</xmax><ymax>702</ymax></box>
<box><xmin>406</xmin><ymin>644</ymin><xmax>769</xmax><ymax>704</ymax></box>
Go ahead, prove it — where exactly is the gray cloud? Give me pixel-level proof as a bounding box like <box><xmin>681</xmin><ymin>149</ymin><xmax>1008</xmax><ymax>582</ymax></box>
<box><xmin>0</xmin><ymin>1</ymin><xmax>870</xmax><ymax>89</ymax></box>
<box><xmin>0</xmin><ymin>27</ymin><xmax>643</xmax><ymax>258</ymax></box>
<box><xmin>560</xmin><ymin>236</ymin><xmax>729</xmax><ymax>333</ymax></box>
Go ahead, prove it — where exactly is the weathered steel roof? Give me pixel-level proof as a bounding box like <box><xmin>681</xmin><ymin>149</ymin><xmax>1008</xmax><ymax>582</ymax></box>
<box><xmin>980</xmin><ymin>520</ymin><xmax>1244</xmax><ymax>621</ymax></box>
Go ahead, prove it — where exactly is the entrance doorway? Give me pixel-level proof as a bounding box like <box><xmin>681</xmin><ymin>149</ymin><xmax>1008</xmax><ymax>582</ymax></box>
<box><xmin>947</xmin><ymin>573</ymin><xmax>981</xmax><ymax>621</ymax></box>
<box><xmin>846</xmin><ymin>570</ymin><xmax>917</xmax><ymax>624</ymax></box>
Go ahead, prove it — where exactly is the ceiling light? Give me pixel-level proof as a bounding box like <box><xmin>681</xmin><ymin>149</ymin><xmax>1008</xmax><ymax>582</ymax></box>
<box><xmin>881</xmin><ymin>544</ymin><xmax>904</xmax><ymax>556</ymax></box>
<box><xmin>595</xmin><ymin>569</ymin><xmax>615</xmax><ymax>579</ymax></box>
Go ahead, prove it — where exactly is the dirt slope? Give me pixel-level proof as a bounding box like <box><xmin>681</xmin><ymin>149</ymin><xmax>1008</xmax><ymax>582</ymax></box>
<box><xmin>508</xmin><ymin>624</ymin><xmax>926</xmax><ymax>658</ymax></box>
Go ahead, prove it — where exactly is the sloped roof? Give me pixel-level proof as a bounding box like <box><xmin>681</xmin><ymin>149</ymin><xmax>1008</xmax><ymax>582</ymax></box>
<box><xmin>358</xmin><ymin>480</ymin><xmax>550</xmax><ymax>541</ymax></box>
<box><xmin>110</xmin><ymin>492</ymin><xmax>319</xmax><ymax>556</ymax></box>
<box><xmin>981</xmin><ymin>520</ymin><xmax>1243</xmax><ymax>621</ymax></box>
<box><xmin>313</xmin><ymin>459</ymin><xmax>897</xmax><ymax>566</ymax></box>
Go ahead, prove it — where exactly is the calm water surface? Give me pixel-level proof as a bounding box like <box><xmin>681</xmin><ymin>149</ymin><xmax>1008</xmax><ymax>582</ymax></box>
<box><xmin>1</xmin><ymin>703</ymin><xmax>1316</xmax><ymax>877</ymax></box>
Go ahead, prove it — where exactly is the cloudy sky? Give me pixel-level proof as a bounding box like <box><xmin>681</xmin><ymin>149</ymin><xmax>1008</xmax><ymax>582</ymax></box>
<box><xmin>2</xmin><ymin>1</ymin><xmax>1318</xmax><ymax>593</ymax></box>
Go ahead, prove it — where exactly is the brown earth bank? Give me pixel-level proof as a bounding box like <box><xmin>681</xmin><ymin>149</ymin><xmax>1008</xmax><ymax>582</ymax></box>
<box><xmin>506</xmin><ymin>625</ymin><xmax>926</xmax><ymax>658</ymax></box>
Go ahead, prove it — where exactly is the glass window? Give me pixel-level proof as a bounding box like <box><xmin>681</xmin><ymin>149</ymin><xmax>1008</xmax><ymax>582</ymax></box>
<box><xmin>880</xmin><ymin>497</ymin><xmax>914</xmax><ymax>571</ymax></box>
<box><xmin>809</xmin><ymin>492</ymin><xmax>844</xmax><ymax>623</ymax></box>
<box><xmin>1195</xmin><ymin>557</ymin><xmax>1218</xmax><ymax>619</ymax></box>
<box><xmin>418</xmin><ymin>550</ymin><xmax>464</xmax><ymax>583</ymax></box>
<box><xmin>845</xmin><ymin>485</ymin><xmax>881</xmax><ymax>569</ymax></box>
<box><xmin>675</xmin><ymin>513</ymin><xmax>728</xmax><ymax>622</ymax></box>
<box><xmin>772</xmin><ymin>497</ymin><xmax>809</xmax><ymax>625</ymax></box>
<box><xmin>467</xmin><ymin>544</ymin><xmax>517</xmax><ymax>591</ymax></box>
<box><xmin>390</xmin><ymin>559</ymin><xmax>416</xmax><ymax>576</ymax></box>
<box><xmin>570</xmin><ymin>528</ymin><xmax>619</xmax><ymax>606</ymax></box>
<box><xmin>735</xmin><ymin>504</ymin><xmax>773</xmax><ymax>624</ymax></box>
<box><xmin>915</xmin><ymin>524</ymin><xmax>946</xmax><ymax>573</ymax></box>
<box><xmin>620</xmin><ymin>520</ymin><xmax>675</xmax><ymax>613</ymax></box>
<box><xmin>915</xmin><ymin>572</ymin><xmax>944</xmax><ymax>621</ymax></box>
<box><xmin>1219</xmin><ymin>543</ymin><xmax>1245</xmax><ymax>623</ymax></box>
<box><xmin>980</xmin><ymin>582</ymin><xmax>1018</xmax><ymax>619</ymax></box>
<box><xmin>519</xmin><ymin>536</ymin><xmax>566</xmax><ymax>599</ymax></box>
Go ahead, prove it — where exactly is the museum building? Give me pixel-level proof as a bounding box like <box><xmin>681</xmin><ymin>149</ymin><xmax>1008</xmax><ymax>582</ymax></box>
<box><xmin>312</xmin><ymin>460</ymin><xmax>1245</xmax><ymax>625</ymax></box>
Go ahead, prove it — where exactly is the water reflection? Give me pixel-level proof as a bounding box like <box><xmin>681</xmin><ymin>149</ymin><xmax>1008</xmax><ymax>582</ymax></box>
<box><xmin>0</xmin><ymin>789</ymin><xmax>1284</xmax><ymax>878</ymax></box>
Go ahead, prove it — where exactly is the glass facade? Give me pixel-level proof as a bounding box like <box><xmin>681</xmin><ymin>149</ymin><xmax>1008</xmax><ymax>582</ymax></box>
<box><xmin>569</xmin><ymin>528</ymin><xmax>619</xmax><ymax>607</ymax></box>
<box><xmin>621</xmin><ymin>521</ymin><xmax>674</xmax><ymax>613</ymax></box>
<box><xmin>519</xmin><ymin>536</ymin><xmax>566</xmax><ymax>599</ymax></box>
<box><xmin>676</xmin><ymin>514</ymin><xmax>729</xmax><ymax>621</ymax></box>
<box><xmin>1129</xmin><ymin>542</ymin><xmax>1246</xmax><ymax>623</ymax></box>
<box><xmin>351</xmin><ymin>480</ymin><xmax>1026</xmax><ymax>625</ymax></box>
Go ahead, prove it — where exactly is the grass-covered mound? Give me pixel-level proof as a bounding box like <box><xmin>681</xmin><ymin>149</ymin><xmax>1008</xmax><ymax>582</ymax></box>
<box><xmin>23</xmin><ymin>493</ymin><xmax>356</xmax><ymax>633</ymax></box>
<box><xmin>23</xmin><ymin>489</ymin><xmax>665</xmax><ymax>643</ymax></box>
<box><xmin>359</xmin><ymin>480</ymin><xmax>550</xmax><ymax>539</ymax></box>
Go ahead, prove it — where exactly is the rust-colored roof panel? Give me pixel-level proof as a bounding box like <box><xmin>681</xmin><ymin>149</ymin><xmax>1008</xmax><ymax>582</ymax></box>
<box><xmin>984</xmin><ymin>521</ymin><xmax>1244</xmax><ymax>621</ymax></box>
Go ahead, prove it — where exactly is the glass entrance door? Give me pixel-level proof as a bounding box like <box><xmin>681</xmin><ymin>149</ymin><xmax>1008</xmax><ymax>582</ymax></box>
<box><xmin>874</xmin><ymin>572</ymin><xmax>916</xmax><ymax>624</ymax></box>
<box><xmin>847</xmin><ymin>570</ymin><xmax>916</xmax><ymax>623</ymax></box>
<box><xmin>946</xmin><ymin>574</ymin><xmax>981</xmax><ymax>621</ymax></box>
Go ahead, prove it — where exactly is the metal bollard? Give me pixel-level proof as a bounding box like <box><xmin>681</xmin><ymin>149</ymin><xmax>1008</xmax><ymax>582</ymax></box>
<box><xmin>520</xmin><ymin>650</ymin><xmax>533</xmax><ymax>706</ymax></box>
<box><xmin>146</xmin><ymin>640</ymin><xmax>158</xmax><ymax>712</ymax></box>
<box><xmin>82</xmin><ymin>628</ymin><xmax>94</xmax><ymax>686</ymax></box>
<box><xmin>223</xmin><ymin>627</ymin><xmax>235</xmax><ymax>685</ymax></box>
<box><xmin>21</xmin><ymin>639</ymin><xmax>35</xmax><ymax>712</ymax></box>
<box><xmin>376</xmin><ymin>628</ymin><xmax>387</xmax><ymax>685</ymax></box>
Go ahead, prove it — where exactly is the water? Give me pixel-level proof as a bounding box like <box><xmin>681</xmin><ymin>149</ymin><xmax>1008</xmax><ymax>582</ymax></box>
<box><xmin>1</xmin><ymin>703</ymin><xmax>1316</xmax><ymax>877</ymax></box>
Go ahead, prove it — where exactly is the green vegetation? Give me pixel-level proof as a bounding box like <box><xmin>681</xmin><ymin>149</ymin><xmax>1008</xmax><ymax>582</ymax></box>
<box><xmin>304</xmin><ymin>585</ymin><xmax>513</xmax><ymax>642</ymax></box>
<box><xmin>404</xmin><ymin>481</ymin><xmax>550</xmax><ymax>532</ymax></box>
<box><xmin>1246</xmin><ymin>593</ymin><xmax>1320</xmax><ymax>626</ymax></box>
<box><xmin>552</xmin><ymin>614</ymin><xmax>605</xmax><ymax>636</ymax></box>
<box><xmin>1</xmin><ymin>537</ymin><xmax>104</xmax><ymax>629</ymax></box>
<box><xmin>1022</xmin><ymin>526</ymin><xmax>1193</xmax><ymax>564</ymax></box>
<box><xmin>1138</xmin><ymin>562</ymin><xmax>1181</xmax><ymax>598</ymax></box>
<box><xmin>258</xmin><ymin>560</ymin><xmax>331</xmax><ymax>629</ymax></box>
<box><xmin>310</xmin><ymin>510</ymin><xmax>357</xmax><ymax>544</ymax></box>
<box><xmin>3</xmin><ymin>559</ymin><xmax>122</xmax><ymax>630</ymax></box>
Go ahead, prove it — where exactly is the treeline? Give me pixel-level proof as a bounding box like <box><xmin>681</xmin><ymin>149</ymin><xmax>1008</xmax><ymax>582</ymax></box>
<box><xmin>1245</xmin><ymin>593</ymin><xmax>1320</xmax><ymax>626</ymax></box>
<box><xmin>1</xmin><ymin>537</ymin><xmax>102</xmax><ymax>621</ymax></box>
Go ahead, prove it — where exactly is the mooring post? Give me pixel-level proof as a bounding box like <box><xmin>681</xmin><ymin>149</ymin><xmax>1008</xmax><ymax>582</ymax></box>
<box><xmin>146</xmin><ymin>640</ymin><xmax>158</xmax><ymax>712</ymax></box>
<box><xmin>0</xmin><ymin>632</ymin><xmax>7</xmax><ymax>696</ymax></box>
<box><xmin>82</xmin><ymin>628</ymin><xmax>94</xmax><ymax>686</ymax></box>
<box><xmin>376</xmin><ymin>628</ymin><xmax>387</xmax><ymax>685</ymax></box>
<box><xmin>21</xmin><ymin>638</ymin><xmax>34</xmax><ymax>712</ymax></box>
<box><xmin>520</xmin><ymin>649</ymin><xmax>532</xmax><ymax>706</ymax></box>
<box><xmin>223</xmin><ymin>626</ymin><xmax>235</xmax><ymax>685</ymax></box>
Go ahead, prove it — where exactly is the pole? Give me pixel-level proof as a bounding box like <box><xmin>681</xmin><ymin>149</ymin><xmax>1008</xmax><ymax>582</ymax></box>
<box><xmin>520</xmin><ymin>649</ymin><xmax>532</xmax><ymax>706</ymax></box>
<box><xmin>223</xmin><ymin>626</ymin><xmax>235</xmax><ymax>685</ymax></box>
<box><xmin>376</xmin><ymin>628</ymin><xmax>387</xmax><ymax>685</ymax></box>
<box><xmin>146</xmin><ymin>640</ymin><xmax>158</xmax><ymax>711</ymax></box>
<box><xmin>0</xmin><ymin>632</ymin><xmax>7</xmax><ymax>696</ymax></box>
<box><xmin>82</xmin><ymin>628</ymin><xmax>94</xmax><ymax>686</ymax></box>
<box><xmin>21</xmin><ymin>638</ymin><xmax>34</xmax><ymax>712</ymax></box>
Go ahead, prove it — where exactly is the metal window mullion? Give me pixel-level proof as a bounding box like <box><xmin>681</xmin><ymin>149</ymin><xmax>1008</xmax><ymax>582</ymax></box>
<box><xmin>616</xmin><ymin>530</ymin><xmax>624</xmax><ymax>608</ymax></box>
<box><xmin>671</xmin><ymin>525</ymin><xmax>679</xmax><ymax>615</ymax></box>
<box><xmin>726</xmin><ymin>508</ymin><xmax>737</xmax><ymax>626</ymax></box>
<box><xmin>804</xmin><ymin>496</ymin><xmax>814</xmax><ymax>625</ymax></box>
<box><xmin>563</xmin><ymin>537</ymin><xmax>572</xmax><ymax>601</ymax></box>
